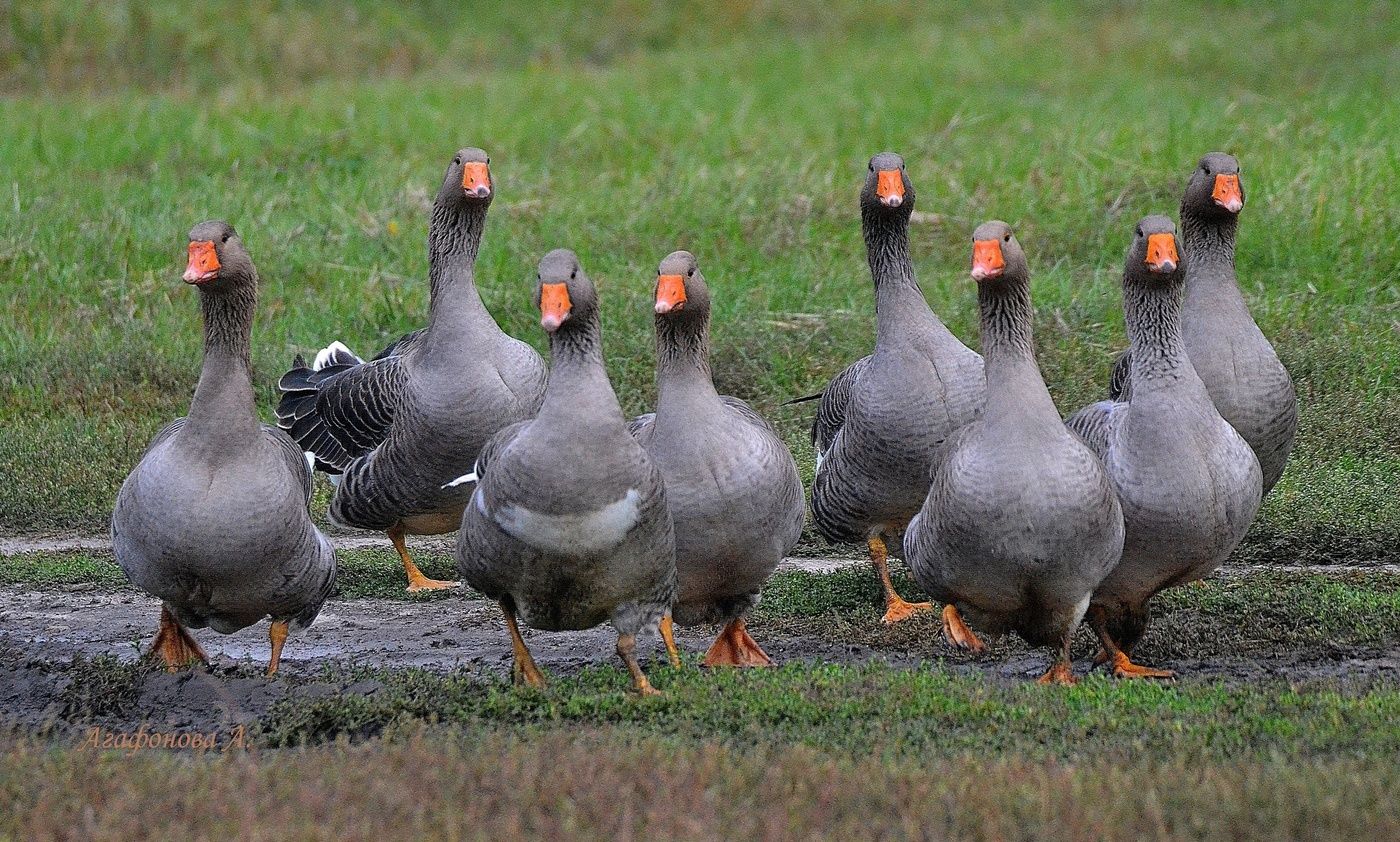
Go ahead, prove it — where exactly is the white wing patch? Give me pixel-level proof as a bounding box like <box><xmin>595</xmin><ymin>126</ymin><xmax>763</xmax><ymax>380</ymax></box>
<box><xmin>442</xmin><ymin>470</ymin><xmax>478</xmax><ymax>489</ymax></box>
<box><xmin>490</xmin><ymin>489</ymin><xmax>642</xmax><ymax>555</ymax></box>
<box><xmin>313</xmin><ymin>340</ymin><xmax>361</xmax><ymax>371</ymax></box>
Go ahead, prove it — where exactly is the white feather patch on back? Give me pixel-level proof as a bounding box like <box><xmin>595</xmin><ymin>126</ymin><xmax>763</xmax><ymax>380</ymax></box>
<box><xmin>313</xmin><ymin>340</ymin><xmax>361</xmax><ymax>371</ymax></box>
<box><xmin>490</xmin><ymin>489</ymin><xmax>642</xmax><ymax>556</ymax></box>
<box><xmin>442</xmin><ymin>458</ymin><xmax>482</xmax><ymax>489</ymax></box>
<box><xmin>442</xmin><ymin>471</ymin><xmax>477</xmax><ymax>489</ymax></box>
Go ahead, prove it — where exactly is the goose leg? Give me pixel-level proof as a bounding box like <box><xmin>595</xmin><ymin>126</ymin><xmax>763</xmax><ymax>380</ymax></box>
<box><xmin>941</xmin><ymin>604</ymin><xmax>987</xmax><ymax>654</ymax></box>
<box><xmin>1088</xmin><ymin>605</ymin><xmax>1174</xmax><ymax>680</ymax></box>
<box><xmin>500</xmin><ymin>599</ymin><xmax>548</xmax><ymax>689</ymax></box>
<box><xmin>389</xmin><ymin>523</ymin><xmax>460</xmax><ymax>592</ymax></box>
<box><xmin>659</xmin><ymin>614</ymin><xmax>682</xmax><ymax>668</ymax></box>
<box><xmin>703</xmin><ymin>617</ymin><xmax>775</xmax><ymax>668</ymax></box>
<box><xmin>868</xmin><ymin>536</ymin><xmax>934</xmax><ymax>625</ymax></box>
<box><xmin>266</xmin><ymin>620</ymin><xmax>289</xmax><ymax>677</ymax></box>
<box><xmin>147</xmin><ymin>605</ymin><xmax>208</xmax><ymax>671</ymax></box>
<box><xmin>617</xmin><ymin>632</ymin><xmax>662</xmax><ymax>697</ymax></box>
<box><xmin>1036</xmin><ymin>634</ymin><xmax>1077</xmax><ymax>686</ymax></box>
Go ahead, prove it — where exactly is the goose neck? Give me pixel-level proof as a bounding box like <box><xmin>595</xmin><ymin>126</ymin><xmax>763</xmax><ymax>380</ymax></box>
<box><xmin>427</xmin><ymin>200</ymin><xmax>488</xmax><ymax>301</ymax></box>
<box><xmin>539</xmin><ymin>316</ymin><xmax>622</xmax><ymax>424</ymax></box>
<box><xmin>186</xmin><ymin>285</ymin><xmax>259</xmax><ymax>441</ymax></box>
<box><xmin>864</xmin><ymin>208</ymin><xmax>929</xmax><ymax>336</ymax></box>
<box><xmin>1182</xmin><ymin>209</ymin><xmax>1238</xmax><ymax>273</ymax></box>
<box><xmin>1124</xmin><ymin>277</ymin><xmax>1189</xmax><ymax>391</ymax></box>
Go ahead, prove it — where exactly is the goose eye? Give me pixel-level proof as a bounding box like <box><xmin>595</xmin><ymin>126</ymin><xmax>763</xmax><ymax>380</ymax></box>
<box><xmin>453</xmin><ymin>157</ymin><xmax>461</xmax><ymax>165</ymax></box>
<box><xmin>1203</xmin><ymin>166</ymin><xmax>1211</xmax><ymax>175</ymax></box>
<box><xmin>1003</xmin><ymin>233</ymin><xmax>1011</xmax><ymax>242</ymax></box>
<box><xmin>687</xmin><ymin>268</ymin><xmax>694</xmax><ymax>277</ymax></box>
<box><xmin>570</xmin><ymin>269</ymin><xmax>577</xmax><ymax>280</ymax></box>
<box><xmin>222</xmin><ymin>234</ymin><xmax>230</xmax><ymax>243</ymax></box>
<box><xmin>486</xmin><ymin>157</ymin><xmax>491</xmax><ymax>165</ymax></box>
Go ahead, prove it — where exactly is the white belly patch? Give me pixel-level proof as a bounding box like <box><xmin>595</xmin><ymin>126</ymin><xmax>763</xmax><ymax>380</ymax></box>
<box><xmin>490</xmin><ymin>489</ymin><xmax>643</xmax><ymax>555</ymax></box>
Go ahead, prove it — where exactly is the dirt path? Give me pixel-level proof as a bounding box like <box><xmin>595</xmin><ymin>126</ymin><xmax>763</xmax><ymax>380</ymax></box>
<box><xmin>4</xmin><ymin>582</ymin><xmax>1398</xmax><ymax>739</ymax></box>
<box><xmin>3</xmin><ymin>534</ymin><xmax>1397</xmax><ymax>577</ymax></box>
<box><xmin>5</xmin><ymin>584</ymin><xmax>1397</xmax><ymax>681</ymax></box>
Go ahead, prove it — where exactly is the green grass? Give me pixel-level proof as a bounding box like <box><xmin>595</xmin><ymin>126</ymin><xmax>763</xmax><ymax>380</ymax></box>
<box><xmin>6</xmin><ymin>728</ymin><xmax>1398</xmax><ymax>841</ymax></box>
<box><xmin>250</xmin><ymin>663</ymin><xmax>1400</xmax><ymax>757</ymax></box>
<box><xmin>0</xmin><ymin>0</ymin><xmax>1396</xmax><ymax>546</ymax></box>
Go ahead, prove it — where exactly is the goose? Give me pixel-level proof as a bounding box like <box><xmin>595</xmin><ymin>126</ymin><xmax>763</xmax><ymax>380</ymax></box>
<box><xmin>1108</xmin><ymin>153</ymin><xmax>1296</xmax><ymax>494</ymax></box>
<box><xmin>905</xmin><ymin>222</ymin><xmax>1123</xmax><ymax>685</ymax></box>
<box><xmin>454</xmin><ymin>250</ymin><xmax>676</xmax><ymax>696</ymax></box>
<box><xmin>277</xmin><ymin>148</ymin><xmax>547</xmax><ymax>592</ymax></box>
<box><xmin>112</xmin><ymin>221</ymin><xmax>337</xmax><ymax>675</ymax></box>
<box><xmin>810</xmin><ymin>152</ymin><xmax>986</xmax><ymax>634</ymax></box>
<box><xmin>1067</xmin><ymin>215</ymin><xmax>1262</xmax><ymax>678</ymax></box>
<box><xmin>628</xmin><ymin>251</ymin><xmax>805</xmax><ymax>667</ymax></box>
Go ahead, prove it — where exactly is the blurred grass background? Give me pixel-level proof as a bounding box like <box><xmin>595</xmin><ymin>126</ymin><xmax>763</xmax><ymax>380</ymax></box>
<box><xmin>0</xmin><ymin>0</ymin><xmax>1396</xmax><ymax>548</ymax></box>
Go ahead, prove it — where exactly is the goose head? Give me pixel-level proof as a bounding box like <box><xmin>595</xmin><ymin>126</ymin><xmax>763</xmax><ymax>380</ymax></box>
<box><xmin>1183</xmin><ymin>152</ymin><xmax>1244</xmax><ymax>218</ymax></box>
<box><xmin>860</xmin><ymin>152</ymin><xmax>914</xmax><ymax>215</ymax></box>
<box><xmin>534</xmin><ymin>248</ymin><xmax>598</xmax><ymax>334</ymax></box>
<box><xmin>439</xmin><ymin>147</ymin><xmax>494</xmax><ymax>206</ymax></box>
<box><xmin>652</xmin><ymin>250</ymin><xmax>711</xmax><ymax>320</ymax></box>
<box><xmin>183</xmin><ymin>220</ymin><xmax>255</xmax><ymax>292</ymax></box>
<box><xmin>969</xmin><ymin>220</ymin><xmax>1029</xmax><ymax>284</ymax></box>
<box><xmin>1128</xmin><ymin>215</ymin><xmax>1183</xmax><ymax>281</ymax></box>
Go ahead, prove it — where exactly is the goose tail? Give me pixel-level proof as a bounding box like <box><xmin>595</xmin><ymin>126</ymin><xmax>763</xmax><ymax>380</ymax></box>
<box><xmin>276</xmin><ymin>342</ymin><xmax>362</xmax><ymax>474</ymax></box>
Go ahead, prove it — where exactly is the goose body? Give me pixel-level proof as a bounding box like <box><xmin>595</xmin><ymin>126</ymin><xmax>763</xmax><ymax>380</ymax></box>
<box><xmin>1067</xmin><ymin>215</ymin><xmax>1262</xmax><ymax>677</ymax></box>
<box><xmin>277</xmin><ymin>149</ymin><xmax>546</xmax><ymax>590</ymax></box>
<box><xmin>810</xmin><ymin>153</ymin><xmax>985</xmax><ymax>624</ymax></box>
<box><xmin>1109</xmin><ymin>153</ymin><xmax>1296</xmax><ymax>494</ymax></box>
<box><xmin>456</xmin><ymin>250</ymin><xmax>676</xmax><ymax>695</ymax></box>
<box><xmin>628</xmin><ymin>252</ymin><xmax>805</xmax><ymax>666</ymax></box>
<box><xmin>906</xmin><ymin>223</ymin><xmax>1122</xmax><ymax>684</ymax></box>
<box><xmin>112</xmin><ymin>221</ymin><xmax>336</xmax><ymax>674</ymax></box>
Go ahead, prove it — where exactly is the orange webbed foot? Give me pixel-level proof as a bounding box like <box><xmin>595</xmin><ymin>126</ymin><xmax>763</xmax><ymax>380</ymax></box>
<box><xmin>1110</xmin><ymin>651</ymin><xmax>1175</xmax><ymax>680</ymax></box>
<box><xmin>881</xmin><ymin>596</ymin><xmax>936</xmax><ymax>626</ymax></box>
<box><xmin>941</xmin><ymin>604</ymin><xmax>987</xmax><ymax>654</ymax></box>
<box><xmin>148</xmin><ymin>606</ymin><xmax>209</xmax><ymax>672</ymax></box>
<box><xmin>1036</xmin><ymin>660</ymin><xmax>1077</xmax><ymax>686</ymax></box>
<box><xmin>702</xmin><ymin>618</ymin><xmax>775</xmax><ymax>668</ymax></box>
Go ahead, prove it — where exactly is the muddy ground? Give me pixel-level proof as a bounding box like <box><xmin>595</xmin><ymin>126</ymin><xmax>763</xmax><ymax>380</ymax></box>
<box><xmin>3</xmin><ymin>567</ymin><xmax>1399</xmax><ymax>741</ymax></box>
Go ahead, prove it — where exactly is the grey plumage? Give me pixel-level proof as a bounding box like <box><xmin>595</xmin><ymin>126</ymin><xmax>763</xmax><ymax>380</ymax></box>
<box><xmin>628</xmin><ymin>252</ymin><xmax>804</xmax><ymax>652</ymax></box>
<box><xmin>810</xmin><ymin>153</ymin><xmax>985</xmax><ymax>550</ymax></box>
<box><xmin>811</xmin><ymin>355</ymin><xmax>871</xmax><ymax>458</ymax></box>
<box><xmin>112</xmin><ymin>221</ymin><xmax>336</xmax><ymax>667</ymax></box>
<box><xmin>456</xmin><ymin>250</ymin><xmax>676</xmax><ymax>692</ymax></box>
<box><xmin>905</xmin><ymin>222</ymin><xmax>1122</xmax><ymax>683</ymax></box>
<box><xmin>1102</xmin><ymin>153</ymin><xmax>1296</xmax><ymax>494</ymax></box>
<box><xmin>1068</xmin><ymin>215</ymin><xmax>1263</xmax><ymax>676</ymax></box>
<box><xmin>276</xmin><ymin>148</ymin><xmax>547</xmax><ymax>541</ymax></box>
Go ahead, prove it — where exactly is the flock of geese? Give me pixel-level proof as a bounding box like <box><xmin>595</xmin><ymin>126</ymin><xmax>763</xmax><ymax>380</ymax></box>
<box><xmin>109</xmin><ymin>148</ymin><xmax>1296</xmax><ymax>693</ymax></box>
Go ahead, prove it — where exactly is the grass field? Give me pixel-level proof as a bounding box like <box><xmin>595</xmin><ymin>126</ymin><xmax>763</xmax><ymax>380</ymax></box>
<box><xmin>1</xmin><ymin>0</ymin><xmax>1396</xmax><ymax>543</ymax></box>
<box><xmin>2</xmin><ymin>0</ymin><xmax>1398</xmax><ymax>837</ymax></box>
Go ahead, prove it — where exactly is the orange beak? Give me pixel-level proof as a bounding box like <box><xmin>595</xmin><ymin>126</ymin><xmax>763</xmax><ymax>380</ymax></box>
<box><xmin>183</xmin><ymin>240</ymin><xmax>220</xmax><ymax>284</ymax></box>
<box><xmin>539</xmin><ymin>282</ymin><xmax>572</xmax><ymax>332</ymax></box>
<box><xmin>655</xmin><ymin>274</ymin><xmax>686</xmax><ymax>314</ymax></box>
<box><xmin>876</xmin><ymin>170</ymin><xmax>904</xmax><ymax>207</ymax></box>
<box><xmin>971</xmin><ymin>240</ymin><xmax>1005</xmax><ymax>281</ymax></box>
<box><xmin>462</xmin><ymin>162</ymin><xmax>492</xmax><ymax>199</ymax></box>
<box><xmin>1211</xmin><ymin>173</ymin><xmax>1243</xmax><ymax>213</ymax></box>
<box><xmin>1145</xmin><ymin>232</ymin><xmax>1179</xmax><ymax>274</ymax></box>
